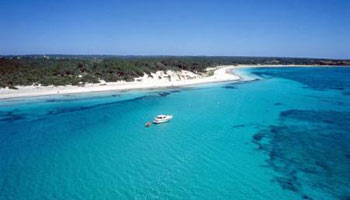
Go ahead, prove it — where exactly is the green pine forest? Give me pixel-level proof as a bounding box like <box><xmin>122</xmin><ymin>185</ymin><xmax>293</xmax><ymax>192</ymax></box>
<box><xmin>1</xmin><ymin>55</ymin><xmax>349</xmax><ymax>89</ymax></box>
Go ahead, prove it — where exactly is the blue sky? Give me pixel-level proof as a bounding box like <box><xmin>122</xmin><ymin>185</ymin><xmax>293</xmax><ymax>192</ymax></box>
<box><xmin>1</xmin><ymin>0</ymin><xmax>349</xmax><ymax>58</ymax></box>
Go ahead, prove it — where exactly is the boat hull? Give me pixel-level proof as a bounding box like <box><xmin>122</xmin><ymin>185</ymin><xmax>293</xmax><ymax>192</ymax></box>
<box><xmin>153</xmin><ymin>116</ymin><xmax>173</xmax><ymax>124</ymax></box>
<box><xmin>153</xmin><ymin>120</ymin><xmax>171</xmax><ymax>124</ymax></box>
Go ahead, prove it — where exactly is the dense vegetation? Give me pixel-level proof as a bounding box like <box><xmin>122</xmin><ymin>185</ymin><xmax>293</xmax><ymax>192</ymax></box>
<box><xmin>0</xmin><ymin>55</ymin><xmax>349</xmax><ymax>89</ymax></box>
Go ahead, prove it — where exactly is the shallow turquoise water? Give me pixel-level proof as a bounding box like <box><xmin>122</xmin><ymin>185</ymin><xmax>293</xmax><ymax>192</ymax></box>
<box><xmin>0</xmin><ymin>67</ymin><xmax>349</xmax><ymax>200</ymax></box>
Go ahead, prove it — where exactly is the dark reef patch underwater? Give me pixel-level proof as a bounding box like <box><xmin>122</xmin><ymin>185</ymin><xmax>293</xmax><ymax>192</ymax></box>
<box><xmin>250</xmin><ymin>67</ymin><xmax>350</xmax><ymax>199</ymax></box>
<box><xmin>253</xmin><ymin>109</ymin><xmax>350</xmax><ymax>199</ymax></box>
<box><xmin>0</xmin><ymin>111</ymin><xmax>27</xmax><ymax>122</ymax></box>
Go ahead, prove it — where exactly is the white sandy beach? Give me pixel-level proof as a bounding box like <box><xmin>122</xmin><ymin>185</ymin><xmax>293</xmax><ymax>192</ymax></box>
<box><xmin>0</xmin><ymin>64</ymin><xmax>334</xmax><ymax>100</ymax></box>
<box><xmin>0</xmin><ymin>66</ymin><xmax>243</xmax><ymax>100</ymax></box>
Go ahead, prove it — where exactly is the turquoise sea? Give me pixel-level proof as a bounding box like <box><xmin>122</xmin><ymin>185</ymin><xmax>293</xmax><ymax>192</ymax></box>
<box><xmin>1</xmin><ymin>67</ymin><xmax>350</xmax><ymax>200</ymax></box>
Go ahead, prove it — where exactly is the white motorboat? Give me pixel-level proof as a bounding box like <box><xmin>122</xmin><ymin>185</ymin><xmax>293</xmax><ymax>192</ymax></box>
<box><xmin>153</xmin><ymin>115</ymin><xmax>173</xmax><ymax>124</ymax></box>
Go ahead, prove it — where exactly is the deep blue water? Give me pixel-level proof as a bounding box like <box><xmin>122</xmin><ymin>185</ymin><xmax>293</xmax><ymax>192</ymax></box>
<box><xmin>0</xmin><ymin>67</ymin><xmax>350</xmax><ymax>200</ymax></box>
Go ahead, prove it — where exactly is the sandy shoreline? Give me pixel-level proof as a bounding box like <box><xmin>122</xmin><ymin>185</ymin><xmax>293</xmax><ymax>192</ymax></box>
<box><xmin>0</xmin><ymin>66</ymin><xmax>242</xmax><ymax>100</ymax></box>
<box><xmin>0</xmin><ymin>64</ymin><xmax>344</xmax><ymax>100</ymax></box>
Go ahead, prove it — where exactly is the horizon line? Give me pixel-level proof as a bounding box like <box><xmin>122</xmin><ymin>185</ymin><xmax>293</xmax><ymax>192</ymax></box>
<box><xmin>1</xmin><ymin>54</ymin><xmax>349</xmax><ymax>60</ymax></box>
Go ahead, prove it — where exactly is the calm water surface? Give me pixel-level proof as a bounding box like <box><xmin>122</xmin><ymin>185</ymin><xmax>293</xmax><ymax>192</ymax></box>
<box><xmin>0</xmin><ymin>67</ymin><xmax>349</xmax><ymax>200</ymax></box>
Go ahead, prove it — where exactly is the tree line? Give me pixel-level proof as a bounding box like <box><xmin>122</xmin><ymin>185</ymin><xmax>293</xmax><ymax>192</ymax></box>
<box><xmin>0</xmin><ymin>56</ymin><xmax>349</xmax><ymax>89</ymax></box>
